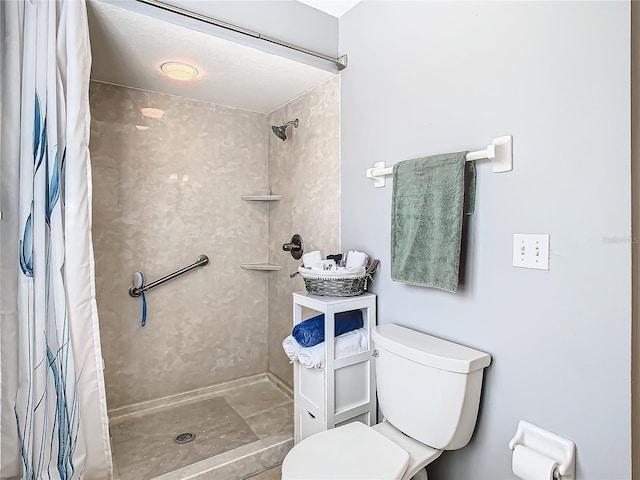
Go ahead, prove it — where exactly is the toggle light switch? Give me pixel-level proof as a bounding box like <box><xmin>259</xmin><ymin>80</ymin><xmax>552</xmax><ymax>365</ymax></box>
<box><xmin>512</xmin><ymin>234</ymin><xmax>549</xmax><ymax>270</ymax></box>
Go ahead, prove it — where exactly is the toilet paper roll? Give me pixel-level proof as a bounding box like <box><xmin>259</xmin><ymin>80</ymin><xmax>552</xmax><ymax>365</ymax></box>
<box><xmin>512</xmin><ymin>445</ymin><xmax>558</xmax><ymax>480</ymax></box>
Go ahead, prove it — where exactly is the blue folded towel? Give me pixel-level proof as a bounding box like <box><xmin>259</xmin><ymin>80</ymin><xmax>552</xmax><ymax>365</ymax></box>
<box><xmin>292</xmin><ymin>310</ymin><xmax>363</xmax><ymax>347</ymax></box>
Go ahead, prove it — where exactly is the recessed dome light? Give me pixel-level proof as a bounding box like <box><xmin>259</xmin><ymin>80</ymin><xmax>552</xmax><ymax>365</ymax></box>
<box><xmin>161</xmin><ymin>62</ymin><xmax>199</xmax><ymax>81</ymax></box>
<box><xmin>140</xmin><ymin>108</ymin><xmax>164</xmax><ymax>119</ymax></box>
<box><xmin>135</xmin><ymin>125</ymin><xmax>150</xmax><ymax>131</ymax></box>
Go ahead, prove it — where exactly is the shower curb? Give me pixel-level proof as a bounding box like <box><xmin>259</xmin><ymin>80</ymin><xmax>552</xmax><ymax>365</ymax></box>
<box><xmin>152</xmin><ymin>435</ymin><xmax>292</xmax><ymax>480</ymax></box>
<box><xmin>108</xmin><ymin>373</ymin><xmax>270</xmax><ymax>424</ymax></box>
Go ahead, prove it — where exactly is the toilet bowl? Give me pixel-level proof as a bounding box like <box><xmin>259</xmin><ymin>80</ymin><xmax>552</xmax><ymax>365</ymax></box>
<box><xmin>281</xmin><ymin>324</ymin><xmax>491</xmax><ymax>480</ymax></box>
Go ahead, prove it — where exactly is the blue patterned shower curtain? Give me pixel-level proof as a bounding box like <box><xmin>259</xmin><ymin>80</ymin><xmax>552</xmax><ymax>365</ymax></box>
<box><xmin>0</xmin><ymin>1</ymin><xmax>112</xmax><ymax>478</ymax></box>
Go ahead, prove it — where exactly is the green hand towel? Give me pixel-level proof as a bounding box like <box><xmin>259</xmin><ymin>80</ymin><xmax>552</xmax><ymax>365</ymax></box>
<box><xmin>390</xmin><ymin>151</ymin><xmax>475</xmax><ymax>293</ymax></box>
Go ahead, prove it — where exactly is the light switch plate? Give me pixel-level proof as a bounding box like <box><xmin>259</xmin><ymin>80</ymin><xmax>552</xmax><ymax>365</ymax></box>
<box><xmin>512</xmin><ymin>234</ymin><xmax>550</xmax><ymax>270</ymax></box>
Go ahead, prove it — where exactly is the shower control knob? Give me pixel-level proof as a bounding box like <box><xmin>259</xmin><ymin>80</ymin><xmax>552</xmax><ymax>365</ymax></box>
<box><xmin>282</xmin><ymin>234</ymin><xmax>304</xmax><ymax>260</ymax></box>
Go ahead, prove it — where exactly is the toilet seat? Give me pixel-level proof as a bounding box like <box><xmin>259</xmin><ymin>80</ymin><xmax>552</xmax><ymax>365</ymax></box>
<box><xmin>282</xmin><ymin>422</ymin><xmax>410</xmax><ymax>480</ymax></box>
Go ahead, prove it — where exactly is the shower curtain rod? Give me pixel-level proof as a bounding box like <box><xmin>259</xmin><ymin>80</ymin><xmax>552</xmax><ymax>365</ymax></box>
<box><xmin>135</xmin><ymin>0</ymin><xmax>348</xmax><ymax>71</ymax></box>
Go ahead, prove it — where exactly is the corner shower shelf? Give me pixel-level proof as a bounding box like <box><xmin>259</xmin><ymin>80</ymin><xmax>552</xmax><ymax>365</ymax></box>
<box><xmin>240</xmin><ymin>263</ymin><xmax>282</xmax><ymax>271</ymax></box>
<box><xmin>241</xmin><ymin>195</ymin><xmax>282</xmax><ymax>201</ymax></box>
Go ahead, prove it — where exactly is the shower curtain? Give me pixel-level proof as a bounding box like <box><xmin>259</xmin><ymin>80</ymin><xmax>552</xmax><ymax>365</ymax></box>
<box><xmin>0</xmin><ymin>1</ymin><xmax>112</xmax><ymax>478</ymax></box>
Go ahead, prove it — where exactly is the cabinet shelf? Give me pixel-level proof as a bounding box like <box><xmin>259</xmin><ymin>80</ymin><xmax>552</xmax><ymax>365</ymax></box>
<box><xmin>293</xmin><ymin>292</ymin><xmax>377</xmax><ymax>443</ymax></box>
<box><xmin>241</xmin><ymin>195</ymin><xmax>282</xmax><ymax>201</ymax></box>
<box><xmin>240</xmin><ymin>263</ymin><xmax>282</xmax><ymax>271</ymax></box>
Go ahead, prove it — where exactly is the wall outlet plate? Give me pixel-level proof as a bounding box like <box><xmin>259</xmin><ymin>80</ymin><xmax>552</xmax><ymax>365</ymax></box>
<box><xmin>512</xmin><ymin>234</ymin><xmax>550</xmax><ymax>270</ymax></box>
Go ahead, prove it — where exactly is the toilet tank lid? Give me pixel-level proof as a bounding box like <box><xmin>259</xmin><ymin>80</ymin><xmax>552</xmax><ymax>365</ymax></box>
<box><xmin>372</xmin><ymin>324</ymin><xmax>491</xmax><ymax>374</ymax></box>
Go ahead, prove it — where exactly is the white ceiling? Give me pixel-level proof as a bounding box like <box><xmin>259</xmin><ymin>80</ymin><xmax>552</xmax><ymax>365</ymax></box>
<box><xmin>296</xmin><ymin>0</ymin><xmax>361</xmax><ymax>17</ymax></box>
<box><xmin>87</xmin><ymin>0</ymin><xmax>335</xmax><ymax>114</ymax></box>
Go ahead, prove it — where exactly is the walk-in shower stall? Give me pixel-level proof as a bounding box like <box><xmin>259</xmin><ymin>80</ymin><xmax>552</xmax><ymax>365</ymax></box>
<box><xmin>86</xmin><ymin>1</ymin><xmax>341</xmax><ymax>478</ymax></box>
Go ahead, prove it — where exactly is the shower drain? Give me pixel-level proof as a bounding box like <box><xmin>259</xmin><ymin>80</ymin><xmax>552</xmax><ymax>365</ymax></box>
<box><xmin>174</xmin><ymin>432</ymin><xmax>195</xmax><ymax>444</ymax></box>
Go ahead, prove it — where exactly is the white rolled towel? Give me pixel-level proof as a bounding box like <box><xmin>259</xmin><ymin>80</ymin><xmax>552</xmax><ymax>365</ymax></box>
<box><xmin>297</xmin><ymin>328</ymin><xmax>369</xmax><ymax>370</ymax></box>
<box><xmin>302</xmin><ymin>250</ymin><xmax>322</xmax><ymax>268</ymax></box>
<box><xmin>295</xmin><ymin>343</ymin><xmax>324</xmax><ymax>369</ymax></box>
<box><xmin>346</xmin><ymin>250</ymin><xmax>368</xmax><ymax>268</ymax></box>
<box><xmin>282</xmin><ymin>335</ymin><xmax>301</xmax><ymax>363</ymax></box>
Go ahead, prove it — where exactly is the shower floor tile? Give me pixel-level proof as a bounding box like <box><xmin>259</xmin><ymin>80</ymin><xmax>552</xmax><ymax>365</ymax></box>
<box><xmin>112</xmin><ymin>397</ymin><xmax>258</xmax><ymax>479</ymax></box>
<box><xmin>110</xmin><ymin>376</ymin><xmax>293</xmax><ymax>480</ymax></box>
<box><xmin>246</xmin><ymin>402</ymin><xmax>294</xmax><ymax>439</ymax></box>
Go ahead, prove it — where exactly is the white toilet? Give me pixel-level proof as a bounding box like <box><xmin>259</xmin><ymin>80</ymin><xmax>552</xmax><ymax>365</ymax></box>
<box><xmin>281</xmin><ymin>323</ymin><xmax>491</xmax><ymax>480</ymax></box>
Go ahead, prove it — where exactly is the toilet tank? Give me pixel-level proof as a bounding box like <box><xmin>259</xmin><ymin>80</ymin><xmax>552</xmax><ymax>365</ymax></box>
<box><xmin>372</xmin><ymin>324</ymin><xmax>491</xmax><ymax>451</ymax></box>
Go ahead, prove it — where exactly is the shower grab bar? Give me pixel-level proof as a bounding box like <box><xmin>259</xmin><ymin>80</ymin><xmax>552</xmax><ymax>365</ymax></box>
<box><xmin>129</xmin><ymin>255</ymin><xmax>209</xmax><ymax>297</ymax></box>
<box><xmin>366</xmin><ymin>135</ymin><xmax>513</xmax><ymax>188</ymax></box>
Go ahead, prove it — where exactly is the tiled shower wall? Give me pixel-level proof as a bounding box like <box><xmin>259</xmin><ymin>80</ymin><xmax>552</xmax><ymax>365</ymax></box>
<box><xmin>90</xmin><ymin>76</ymin><xmax>340</xmax><ymax>407</ymax></box>
<box><xmin>90</xmin><ymin>82</ymin><xmax>270</xmax><ymax>409</ymax></box>
<box><xmin>267</xmin><ymin>76</ymin><xmax>341</xmax><ymax>387</ymax></box>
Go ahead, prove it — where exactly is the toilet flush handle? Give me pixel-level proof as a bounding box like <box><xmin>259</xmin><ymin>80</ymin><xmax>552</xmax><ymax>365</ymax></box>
<box><xmin>372</xmin><ymin>349</ymin><xmax>379</xmax><ymax>358</ymax></box>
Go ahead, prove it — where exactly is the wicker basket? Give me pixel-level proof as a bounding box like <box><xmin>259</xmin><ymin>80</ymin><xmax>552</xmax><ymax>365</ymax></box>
<box><xmin>297</xmin><ymin>259</ymin><xmax>379</xmax><ymax>297</ymax></box>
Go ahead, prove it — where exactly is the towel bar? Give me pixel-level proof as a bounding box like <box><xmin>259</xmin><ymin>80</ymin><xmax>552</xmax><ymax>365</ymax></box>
<box><xmin>366</xmin><ymin>135</ymin><xmax>513</xmax><ymax>188</ymax></box>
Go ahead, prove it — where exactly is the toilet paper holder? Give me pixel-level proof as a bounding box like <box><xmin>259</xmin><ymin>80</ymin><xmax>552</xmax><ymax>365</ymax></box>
<box><xmin>509</xmin><ymin>420</ymin><xmax>576</xmax><ymax>480</ymax></box>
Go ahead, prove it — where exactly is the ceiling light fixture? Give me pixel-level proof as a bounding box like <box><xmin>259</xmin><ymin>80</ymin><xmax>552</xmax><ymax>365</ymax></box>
<box><xmin>161</xmin><ymin>62</ymin><xmax>199</xmax><ymax>81</ymax></box>
<box><xmin>140</xmin><ymin>108</ymin><xmax>164</xmax><ymax>119</ymax></box>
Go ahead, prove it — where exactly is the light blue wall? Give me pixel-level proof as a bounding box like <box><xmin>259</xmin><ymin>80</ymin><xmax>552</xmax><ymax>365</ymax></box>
<box><xmin>339</xmin><ymin>2</ymin><xmax>631</xmax><ymax>479</ymax></box>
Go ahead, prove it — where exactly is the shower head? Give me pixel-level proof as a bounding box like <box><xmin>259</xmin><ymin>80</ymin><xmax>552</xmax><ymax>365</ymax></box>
<box><xmin>271</xmin><ymin>119</ymin><xmax>299</xmax><ymax>141</ymax></box>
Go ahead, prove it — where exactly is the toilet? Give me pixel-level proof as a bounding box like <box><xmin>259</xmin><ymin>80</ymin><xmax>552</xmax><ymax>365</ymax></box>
<box><xmin>281</xmin><ymin>323</ymin><xmax>491</xmax><ymax>480</ymax></box>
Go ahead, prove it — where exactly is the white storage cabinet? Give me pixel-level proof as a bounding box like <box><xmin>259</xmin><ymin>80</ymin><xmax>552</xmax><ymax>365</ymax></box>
<box><xmin>292</xmin><ymin>292</ymin><xmax>377</xmax><ymax>443</ymax></box>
